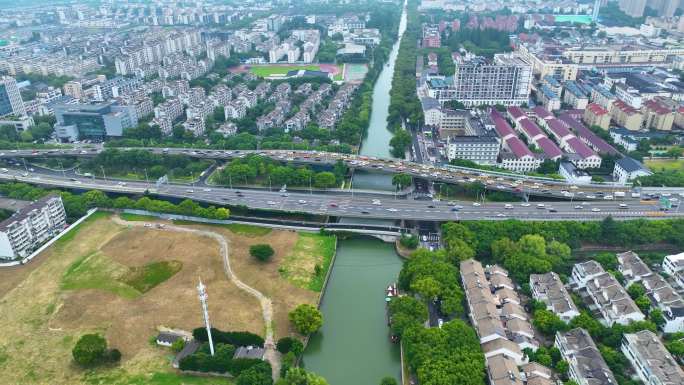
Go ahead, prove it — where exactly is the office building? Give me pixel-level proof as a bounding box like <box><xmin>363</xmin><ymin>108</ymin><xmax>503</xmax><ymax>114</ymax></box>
<box><xmin>0</xmin><ymin>195</ymin><xmax>67</xmax><ymax>260</ymax></box>
<box><xmin>555</xmin><ymin>328</ymin><xmax>617</xmax><ymax>385</ymax></box>
<box><xmin>451</xmin><ymin>53</ymin><xmax>532</xmax><ymax>107</ymax></box>
<box><xmin>54</xmin><ymin>102</ymin><xmax>138</xmax><ymax>141</ymax></box>
<box><xmin>0</xmin><ymin>76</ymin><xmax>26</xmax><ymax>117</ymax></box>
<box><xmin>622</xmin><ymin>330</ymin><xmax>684</xmax><ymax>385</ymax></box>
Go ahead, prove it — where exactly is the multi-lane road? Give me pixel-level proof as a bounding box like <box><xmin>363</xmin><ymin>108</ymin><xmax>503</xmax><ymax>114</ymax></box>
<box><xmin>0</xmin><ymin>147</ymin><xmax>643</xmax><ymax>200</ymax></box>
<box><xmin>1</xmin><ymin>167</ymin><xmax>681</xmax><ymax>222</ymax></box>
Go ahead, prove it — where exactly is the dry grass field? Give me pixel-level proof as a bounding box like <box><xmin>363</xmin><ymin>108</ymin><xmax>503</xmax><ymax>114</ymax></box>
<box><xmin>0</xmin><ymin>213</ymin><xmax>329</xmax><ymax>385</ymax></box>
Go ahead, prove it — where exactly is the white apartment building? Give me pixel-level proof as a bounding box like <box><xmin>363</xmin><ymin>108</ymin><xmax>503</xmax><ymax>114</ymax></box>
<box><xmin>446</xmin><ymin>135</ymin><xmax>500</xmax><ymax>165</ymax></box>
<box><xmin>621</xmin><ymin>330</ymin><xmax>684</xmax><ymax>385</ymax></box>
<box><xmin>663</xmin><ymin>252</ymin><xmax>684</xmax><ymax>291</ymax></box>
<box><xmin>0</xmin><ymin>195</ymin><xmax>67</xmax><ymax>260</ymax></box>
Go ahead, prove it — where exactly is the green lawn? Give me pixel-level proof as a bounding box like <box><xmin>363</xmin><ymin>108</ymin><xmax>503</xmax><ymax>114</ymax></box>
<box><xmin>249</xmin><ymin>65</ymin><xmax>321</xmax><ymax>77</ymax></box>
<box><xmin>279</xmin><ymin>232</ymin><xmax>336</xmax><ymax>292</ymax></box>
<box><xmin>123</xmin><ymin>261</ymin><xmax>182</xmax><ymax>293</ymax></box>
<box><xmin>61</xmin><ymin>252</ymin><xmax>182</xmax><ymax>299</ymax></box>
<box><xmin>170</xmin><ymin>219</ymin><xmax>272</xmax><ymax>237</ymax></box>
<box><xmin>645</xmin><ymin>159</ymin><xmax>684</xmax><ymax>171</ymax></box>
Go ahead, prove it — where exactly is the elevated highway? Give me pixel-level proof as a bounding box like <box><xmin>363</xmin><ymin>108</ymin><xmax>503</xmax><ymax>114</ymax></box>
<box><xmin>0</xmin><ymin>147</ymin><xmax>646</xmax><ymax>200</ymax></box>
<box><xmin>1</xmin><ymin>166</ymin><xmax>681</xmax><ymax>222</ymax></box>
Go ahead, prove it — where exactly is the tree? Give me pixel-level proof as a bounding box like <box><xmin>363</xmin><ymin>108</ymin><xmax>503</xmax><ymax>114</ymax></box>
<box><xmin>533</xmin><ymin>309</ymin><xmax>567</xmax><ymax>336</ymax></box>
<box><xmin>289</xmin><ymin>304</ymin><xmax>323</xmax><ymax>335</ymax></box>
<box><xmin>72</xmin><ymin>334</ymin><xmax>110</xmax><ymax>367</ymax></box>
<box><xmin>649</xmin><ymin>308</ymin><xmax>665</xmax><ymax>327</ymax></box>
<box><xmin>313</xmin><ymin>172</ymin><xmax>337</xmax><ymax>188</ymax></box>
<box><xmin>627</xmin><ymin>282</ymin><xmax>646</xmax><ymax>299</ymax></box>
<box><xmin>411</xmin><ymin>276</ymin><xmax>441</xmax><ymax>302</ymax></box>
<box><xmin>666</xmin><ymin>147</ymin><xmax>683</xmax><ymax>159</ymax></box>
<box><xmin>392</xmin><ymin>173</ymin><xmax>413</xmax><ymax>190</ymax></box>
<box><xmin>399</xmin><ymin>234</ymin><xmax>419</xmax><ymax>249</ymax></box>
<box><xmin>236</xmin><ymin>362</ymin><xmax>273</xmax><ymax>385</ymax></box>
<box><xmin>250</xmin><ymin>244</ymin><xmax>275</xmax><ymax>262</ymax></box>
<box><xmin>388</xmin><ymin>296</ymin><xmax>428</xmax><ymax>337</ymax></box>
<box><xmin>281</xmin><ymin>367</ymin><xmax>329</xmax><ymax>385</ymax></box>
<box><xmin>555</xmin><ymin>360</ymin><xmax>569</xmax><ymax>377</ymax></box>
<box><xmin>380</xmin><ymin>377</ymin><xmax>398</xmax><ymax>385</ymax></box>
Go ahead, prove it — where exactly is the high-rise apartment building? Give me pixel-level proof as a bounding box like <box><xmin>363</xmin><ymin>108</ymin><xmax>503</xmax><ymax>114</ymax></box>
<box><xmin>452</xmin><ymin>53</ymin><xmax>532</xmax><ymax>107</ymax></box>
<box><xmin>0</xmin><ymin>195</ymin><xmax>67</xmax><ymax>260</ymax></box>
<box><xmin>0</xmin><ymin>76</ymin><xmax>26</xmax><ymax>117</ymax></box>
<box><xmin>619</xmin><ymin>0</ymin><xmax>646</xmax><ymax>17</ymax></box>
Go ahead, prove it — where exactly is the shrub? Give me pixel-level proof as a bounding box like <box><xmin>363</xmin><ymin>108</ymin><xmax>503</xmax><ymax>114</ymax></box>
<box><xmin>399</xmin><ymin>234</ymin><xmax>419</xmax><ymax>249</ymax></box>
<box><xmin>276</xmin><ymin>337</ymin><xmax>304</xmax><ymax>355</ymax></box>
<box><xmin>192</xmin><ymin>328</ymin><xmax>264</xmax><ymax>347</ymax></box>
<box><xmin>72</xmin><ymin>334</ymin><xmax>120</xmax><ymax>367</ymax></box>
<box><xmin>250</xmin><ymin>244</ymin><xmax>275</xmax><ymax>262</ymax></box>
<box><xmin>237</xmin><ymin>361</ymin><xmax>273</xmax><ymax>385</ymax></box>
<box><xmin>171</xmin><ymin>338</ymin><xmax>185</xmax><ymax>353</ymax></box>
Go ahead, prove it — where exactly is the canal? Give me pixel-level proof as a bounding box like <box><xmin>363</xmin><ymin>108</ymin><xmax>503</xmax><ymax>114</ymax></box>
<box><xmin>302</xmin><ymin>239</ymin><xmax>404</xmax><ymax>384</ymax></box>
<box><xmin>302</xmin><ymin>3</ymin><xmax>408</xmax><ymax>384</ymax></box>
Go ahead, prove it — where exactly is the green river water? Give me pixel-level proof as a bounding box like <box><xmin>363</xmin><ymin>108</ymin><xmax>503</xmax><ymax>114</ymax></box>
<box><xmin>301</xmin><ymin>3</ymin><xmax>408</xmax><ymax>384</ymax></box>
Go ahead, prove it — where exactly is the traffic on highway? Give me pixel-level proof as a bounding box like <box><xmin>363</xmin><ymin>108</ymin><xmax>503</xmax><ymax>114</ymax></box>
<box><xmin>0</xmin><ymin>147</ymin><xmax>641</xmax><ymax>201</ymax></box>
<box><xmin>0</xmin><ymin>166</ymin><xmax>681</xmax><ymax>222</ymax></box>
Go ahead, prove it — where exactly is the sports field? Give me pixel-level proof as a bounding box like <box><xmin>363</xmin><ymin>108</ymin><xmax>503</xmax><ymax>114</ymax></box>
<box><xmin>555</xmin><ymin>14</ymin><xmax>593</xmax><ymax>24</ymax></box>
<box><xmin>0</xmin><ymin>213</ymin><xmax>329</xmax><ymax>385</ymax></box>
<box><xmin>237</xmin><ymin>63</ymin><xmax>344</xmax><ymax>80</ymax></box>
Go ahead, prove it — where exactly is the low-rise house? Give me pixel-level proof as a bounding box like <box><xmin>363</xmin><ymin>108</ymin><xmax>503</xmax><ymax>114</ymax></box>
<box><xmin>482</xmin><ymin>338</ymin><xmax>526</xmax><ymax>365</ymax></box>
<box><xmin>556</xmin><ymin>328</ymin><xmax>617</xmax><ymax>385</ymax></box>
<box><xmin>530</xmin><ymin>272</ymin><xmax>580</xmax><ymax>322</ymax></box>
<box><xmin>621</xmin><ymin>330</ymin><xmax>684</xmax><ymax>385</ymax></box>
<box><xmin>613</xmin><ymin>157</ymin><xmax>651</xmax><ymax>184</ymax></box>
<box><xmin>663</xmin><ymin>252</ymin><xmax>684</xmax><ymax>290</ymax></box>
<box><xmin>487</xmin><ymin>353</ymin><xmax>524</xmax><ymax>385</ymax></box>
<box><xmin>521</xmin><ymin>362</ymin><xmax>554</xmax><ymax>385</ymax></box>
<box><xmin>618</xmin><ymin>251</ymin><xmax>684</xmax><ymax>333</ymax></box>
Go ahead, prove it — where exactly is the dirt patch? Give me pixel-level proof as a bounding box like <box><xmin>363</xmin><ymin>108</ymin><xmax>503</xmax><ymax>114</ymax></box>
<box><xmin>0</xmin><ymin>215</ymin><xmax>322</xmax><ymax>384</ymax></box>
<box><xmin>184</xmin><ymin>224</ymin><xmax>320</xmax><ymax>338</ymax></box>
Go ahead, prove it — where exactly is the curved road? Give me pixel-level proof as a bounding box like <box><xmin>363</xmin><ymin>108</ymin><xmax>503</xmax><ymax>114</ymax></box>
<box><xmin>112</xmin><ymin>216</ymin><xmax>280</xmax><ymax>379</ymax></box>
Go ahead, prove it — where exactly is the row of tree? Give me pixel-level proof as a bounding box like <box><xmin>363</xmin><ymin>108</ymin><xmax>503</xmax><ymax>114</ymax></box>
<box><xmin>0</xmin><ymin>183</ymin><xmax>230</xmax><ymax>222</ymax></box>
<box><xmin>81</xmin><ymin>149</ymin><xmax>211</xmax><ymax>180</ymax></box>
<box><xmin>388</xmin><ymin>241</ymin><xmax>485</xmax><ymax>384</ymax></box>
<box><xmin>387</xmin><ymin>0</ymin><xmax>423</xmax><ymax>159</ymax></box>
<box><xmin>212</xmin><ymin>154</ymin><xmax>347</xmax><ymax>189</ymax></box>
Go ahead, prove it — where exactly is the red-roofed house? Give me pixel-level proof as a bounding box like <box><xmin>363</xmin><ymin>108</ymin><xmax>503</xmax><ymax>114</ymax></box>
<box><xmin>565</xmin><ymin>137</ymin><xmax>601</xmax><ymax>169</ymax></box>
<box><xmin>501</xmin><ymin>137</ymin><xmax>541</xmax><ymax>172</ymax></box>
<box><xmin>611</xmin><ymin>100</ymin><xmax>643</xmax><ymax>131</ymax></box>
<box><xmin>507</xmin><ymin>106</ymin><xmax>527</xmax><ymax>123</ymax></box>
<box><xmin>517</xmin><ymin>118</ymin><xmax>546</xmax><ymax>144</ymax></box>
<box><xmin>583</xmin><ymin>103</ymin><xmax>611</xmax><ymax>131</ymax></box>
<box><xmin>545</xmin><ymin>118</ymin><xmax>575</xmax><ymax>147</ymax></box>
<box><xmin>536</xmin><ymin>137</ymin><xmax>563</xmax><ymax>161</ymax></box>
<box><xmin>642</xmin><ymin>98</ymin><xmax>674</xmax><ymax>131</ymax></box>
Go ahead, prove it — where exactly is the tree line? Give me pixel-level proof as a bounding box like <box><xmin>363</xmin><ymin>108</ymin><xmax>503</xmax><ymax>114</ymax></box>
<box><xmin>81</xmin><ymin>149</ymin><xmax>211</xmax><ymax>180</ymax></box>
<box><xmin>212</xmin><ymin>154</ymin><xmax>347</xmax><ymax>189</ymax></box>
<box><xmin>0</xmin><ymin>183</ymin><xmax>229</xmax><ymax>222</ymax></box>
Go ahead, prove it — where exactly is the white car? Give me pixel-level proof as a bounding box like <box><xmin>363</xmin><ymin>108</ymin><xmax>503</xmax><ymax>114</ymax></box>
<box><xmin>298</xmin><ymin>200</ymin><xmax>307</xmax><ymax>204</ymax></box>
<box><xmin>520</xmin><ymin>203</ymin><xmax>531</xmax><ymax>207</ymax></box>
<box><xmin>267</xmin><ymin>201</ymin><xmax>277</xmax><ymax>205</ymax></box>
<box><xmin>372</xmin><ymin>200</ymin><xmax>382</xmax><ymax>205</ymax></box>
<box><xmin>387</xmin><ymin>208</ymin><xmax>398</xmax><ymax>212</ymax></box>
<box><xmin>472</xmin><ymin>202</ymin><xmax>481</xmax><ymax>207</ymax></box>
<box><xmin>203</xmin><ymin>188</ymin><xmax>212</xmax><ymax>192</ymax></box>
<box><xmin>536</xmin><ymin>204</ymin><xmax>545</xmax><ymax>209</ymax></box>
<box><xmin>591</xmin><ymin>208</ymin><xmax>601</xmax><ymax>212</ymax></box>
<box><xmin>504</xmin><ymin>204</ymin><xmax>513</xmax><ymax>209</ymax></box>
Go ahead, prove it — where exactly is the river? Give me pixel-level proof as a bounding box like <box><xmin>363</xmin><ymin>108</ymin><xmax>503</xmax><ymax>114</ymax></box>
<box><xmin>302</xmin><ymin>4</ymin><xmax>408</xmax><ymax>384</ymax></box>
<box><xmin>302</xmin><ymin>239</ymin><xmax>404</xmax><ymax>384</ymax></box>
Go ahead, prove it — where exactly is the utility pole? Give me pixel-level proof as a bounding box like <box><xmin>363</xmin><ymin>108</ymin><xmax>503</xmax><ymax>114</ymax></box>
<box><xmin>101</xmin><ymin>166</ymin><xmax>106</xmax><ymax>181</ymax></box>
<box><xmin>197</xmin><ymin>278</ymin><xmax>215</xmax><ymax>356</ymax></box>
